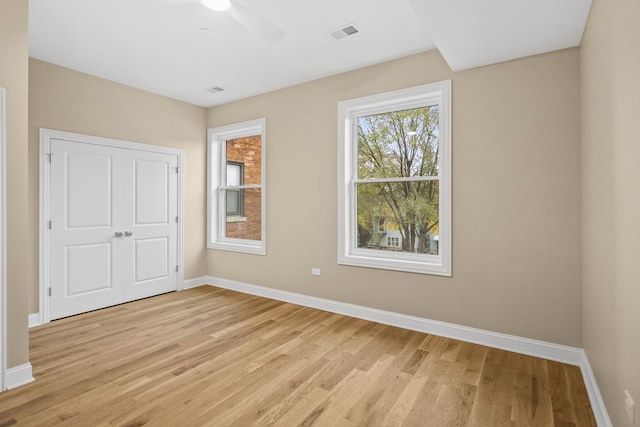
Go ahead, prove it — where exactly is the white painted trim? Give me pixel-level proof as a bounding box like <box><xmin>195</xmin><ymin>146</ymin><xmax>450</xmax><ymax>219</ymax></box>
<box><xmin>28</xmin><ymin>313</ymin><xmax>42</xmax><ymax>329</ymax></box>
<box><xmin>38</xmin><ymin>131</ymin><xmax>50</xmax><ymax>324</ymax></box>
<box><xmin>39</xmin><ymin>128</ymin><xmax>185</xmax><ymax>324</ymax></box>
<box><xmin>192</xmin><ymin>275</ymin><xmax>583</xmax><ymax>363</ymax></box>
<box><xmin>6</xmin><ymin>363</ymin><xmax>34</xmax><ymax>390</ymax></box>
<box><xmin>207</xmin><ymin>118</ymin><xmax>267</xmax><ymax>255</ymax></box>
<box><xmin>337</xmin><ymin>81</ymin><xmax>452</xmax><ymax>276</ymax></box>
<box><xmin>183</xmin><ymin>277</ymin><xmax>212</xmax><ymax>290</ymax></box>
<box><xmin>579</xmin><ymin>352</ymin><xmax>613</xmax><ymax>427</ymax></box>
<box><xmin>0</xmin><ymin>87</ymin><xmax>6</xmax><ymax>391</ymax></box>
<box><xmin>186</xmin><ymin>275</ymin><xmax>611</xmax><ymax>426</ymax></box>
<box><xmin>176</xmin><ymin>151</ymin><xmax>185</xmax><ymax>291</ymax></box>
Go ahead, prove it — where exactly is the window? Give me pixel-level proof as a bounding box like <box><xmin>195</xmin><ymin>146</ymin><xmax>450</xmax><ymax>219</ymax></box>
<box><xmin>208</xmin><ymin>118</ymin><xmax>266</xmax><ymax>255</ymax></box>
<box><xmin>338</xmin><ymin>81</ymin><xmax>451</xmax><ymax>275</ymax></box>
<box><xmin>387</xmin><ymin>236</ymin><xmax>400</xmax><ymax>248</ymax></box>
<box><xmin>226</xmin><ymin>162</ymin><xmax>244</xmax><ymax>218</ymax></box>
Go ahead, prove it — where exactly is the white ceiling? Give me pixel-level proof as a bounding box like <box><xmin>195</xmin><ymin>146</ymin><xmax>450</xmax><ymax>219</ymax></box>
<box><xmin>28</xmin><ymin>0</ymin><xmax>592</xmax><ymax>108</ymax></box>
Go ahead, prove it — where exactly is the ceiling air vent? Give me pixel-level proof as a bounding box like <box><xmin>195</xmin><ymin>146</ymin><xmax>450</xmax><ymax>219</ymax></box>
<box><xmin>204</xmin><ymin>86</ymin><xmax>225</xmax><ymax>93</ymax></box>
<box><xmin>329</xmin><ymin>24</ymin><xmax>360</xmax><ymax>40</ymax></box>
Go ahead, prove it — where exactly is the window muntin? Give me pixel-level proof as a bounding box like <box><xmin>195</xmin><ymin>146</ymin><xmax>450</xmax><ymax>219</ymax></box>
<box><xmin>208</xmin><ymin>119</ymin><xmax>266</xmax><ymax>255</ymax></box>
<box><xmin>338</xmin><ymin>81</ymin><xmax>451</xmax><ymax>275</ymax></box>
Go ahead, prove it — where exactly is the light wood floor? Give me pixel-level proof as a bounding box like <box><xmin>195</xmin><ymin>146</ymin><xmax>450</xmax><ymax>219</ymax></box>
<box><xmin>0</xmin><ymin>286</ymin><xmax>595</xmax><ymax>426</ymax></box>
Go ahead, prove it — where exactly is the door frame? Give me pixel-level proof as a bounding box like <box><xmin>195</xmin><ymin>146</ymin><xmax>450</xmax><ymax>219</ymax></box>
<box><xmin>0</xmin><ymin>88</ymin><xmax>7</xmax><ymax>390</ymax></box>
<box><xmin>39</xmin><ymin>129</ymin><xmax>185</xmax><ymax>325</ymax></box>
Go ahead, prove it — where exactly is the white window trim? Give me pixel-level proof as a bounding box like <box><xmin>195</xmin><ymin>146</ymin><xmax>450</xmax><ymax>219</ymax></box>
<box><xmin>337</xmin><ymin>81</ymin><xmax>451</xmax><ymax>276</ymax></box>
<box><xmin>0</xmin><ymin>88</ymin><xmax>6</xmax><ymax>391</ymax></box>
<box><xmin>207</xmin><ymin>118</ymin><xmax>267</xmax><ymax>255</ymax></box>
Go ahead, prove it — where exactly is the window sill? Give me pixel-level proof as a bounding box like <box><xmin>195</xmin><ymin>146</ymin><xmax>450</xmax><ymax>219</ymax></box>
<box><xmin>338</xmin><ymin>250</ymin><xmax>450</xmax><ymax>276</ymax></box>
<box><xmin>226</xmin><ymin>216</ymin><xmax>247</xmax><ymax>223</ymax></box>
<box><xmin>208</xmin><ymin>240</ymin><xmax>266</xmax><ymax>256</ymax></box>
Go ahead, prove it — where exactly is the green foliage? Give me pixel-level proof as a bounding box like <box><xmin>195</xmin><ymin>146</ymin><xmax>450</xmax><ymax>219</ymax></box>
<box><xmin>356</xmin><ymin>106</ymin><xmax>440</xmax><ymax>254</ymax></box>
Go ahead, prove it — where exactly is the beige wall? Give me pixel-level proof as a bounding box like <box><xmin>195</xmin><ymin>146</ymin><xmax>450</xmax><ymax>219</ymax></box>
<box><xmin>207</xmin><ymin>49</ymin><xmax>583</xmax><ymax>346</ymax></box>
<box><xmin>0</xmin><ymin>0</ymin><xmax>30</xmax><ymax>368</ymax></box>
<box><xmin>28</xmin><ymin>59</ymin><xmax>209</xmax><ymax>314</ymax></box>
<box><xmin>581</xmin><ymin>0</ymin><xmax>640</xmax><ymax>425</ymax></box>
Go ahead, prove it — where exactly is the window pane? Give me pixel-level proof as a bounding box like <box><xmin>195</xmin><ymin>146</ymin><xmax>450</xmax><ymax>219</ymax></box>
<box><xmin>225</xmin><ymin>188</ymin><xmax>261</xmax><ymax>241</ymax></box>
<box><xmin>226</xmin><ymin>136</ymin><xmax>261</xmax><ymax>185</ymax></box>
<box><xmin>227</xmin><ymin>163</ymin><xmax>242</xmax><ymax>186</ymax></box>
<box><xmin>226</xmin><ymin>189</ymin><xmax>242</xmax><ymax>216</ymax></box>
<box><xmin>357</xmin><ymin>106</ymin><xmax>439</xmax><ymax>179</ymax></box>
<box><xmin>356</xmin><ymin>180</ymin><xmax>439</xmax><ymax>255</ymax></box>
<box><xmin>209</xmin><ymin>118</ymin><xmax>266</xmax><ymax>254</ymax></box>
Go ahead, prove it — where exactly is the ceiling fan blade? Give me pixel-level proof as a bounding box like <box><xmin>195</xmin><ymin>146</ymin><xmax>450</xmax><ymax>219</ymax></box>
<box><xmin>227</xmin><ymin>1</ymin><xmax>285</xmax><ymax>42</ymax></box>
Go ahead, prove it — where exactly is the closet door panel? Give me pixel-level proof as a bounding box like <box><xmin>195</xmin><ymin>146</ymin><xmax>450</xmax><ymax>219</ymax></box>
<box><xmin>49</xmin><ymin>139</ymin><xmax>125</xmax><ymax>320</ymax></box>
<box><xmin>122</xmin><ymin>150</ymin><xmax>178</xmax><ymax>302</ymax></box>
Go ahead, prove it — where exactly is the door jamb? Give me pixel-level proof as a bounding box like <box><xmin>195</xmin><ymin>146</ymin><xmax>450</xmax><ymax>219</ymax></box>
<box><xmin>0</xmin><ymin>88</ymin><xmax>7</xmax><ymax>391</ymax></box>
<box><xmin>39</xmin><ymin>128</ymin><xmax>185</xmax><ymax>325</ymax></box>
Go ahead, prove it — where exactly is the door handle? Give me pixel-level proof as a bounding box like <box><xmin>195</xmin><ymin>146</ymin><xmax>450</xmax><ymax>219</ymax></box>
<box><xmin>115</xmin><ymin>231</ymin><xmax>124</xmax><ymax>237</ymax></box>
<box><xmin>124</xmin><ymin>231</ymin><xmax>133</xmax><ymax>237</ymax></box>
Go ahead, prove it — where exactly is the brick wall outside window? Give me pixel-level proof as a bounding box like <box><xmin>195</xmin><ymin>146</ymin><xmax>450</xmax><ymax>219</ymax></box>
<box><xmin>225</xmin><ymin>135</ymin><xmax>261</xmax><ymax>241</ymax></box>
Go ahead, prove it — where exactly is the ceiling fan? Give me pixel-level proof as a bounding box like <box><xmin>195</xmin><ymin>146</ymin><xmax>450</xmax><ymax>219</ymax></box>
<box><xmin>132</xmin><ymin>0</ymin><xmax>285</xmax><ymax>42</ymax></box>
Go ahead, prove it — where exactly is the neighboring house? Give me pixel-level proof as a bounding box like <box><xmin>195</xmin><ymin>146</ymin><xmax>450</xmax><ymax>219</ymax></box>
<box><xmin>363</xmin><ymin>220</ymin><xmax>439</xmax><ymax>255</ymax></box>
<box><xmin>225</xmin><ymin>135</ymin><xmax>262</xmax><ymax>241</ymax></box>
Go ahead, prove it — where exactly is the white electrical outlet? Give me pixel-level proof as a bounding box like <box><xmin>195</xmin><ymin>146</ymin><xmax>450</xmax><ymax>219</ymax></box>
<box><xmin>311</xmin><ymin>268</ymin><xmax>321</xmax><ymax>276</ymax></box>
<box><xmin>625</xmin><ymin>390</ymin><xmax>635</xmax><ymax>425</ymax></box>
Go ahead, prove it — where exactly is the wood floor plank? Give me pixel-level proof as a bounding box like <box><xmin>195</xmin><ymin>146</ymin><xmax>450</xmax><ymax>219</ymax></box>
<box><xmin>381</xmin><ymin>373</ymin><xmax>430</xmax><ymax>425</ymax></box>
<box><xmin>302</xmin><ymin>354</ymin><xmax>395</xmax><ymax>426</ymax></box>
<box><xmin>0</xmin><ymin>286</ymin><xmax>597</xmax><ymax>426</ymax></box>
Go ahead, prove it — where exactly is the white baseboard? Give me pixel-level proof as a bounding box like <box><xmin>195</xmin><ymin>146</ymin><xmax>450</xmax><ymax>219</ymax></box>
<box><xmin>29</xmin><ymin>313</ymin><xmax>41</xmax><ymax>328</ymax></box>
<box><xmin>184</xmin><ymin>275</ymin><xmax>612</xmax><ymax>427</ymax></box>
<box><xmin>579</xmin><ymin>353</ymin><xmax>613</xmax><ymax>427</ymax></box>
<box><xmin>183</xmin><ymin>276</ymin><xmax>211</xmax><ymax>290</ymax></box>
<box><xmin>187</xmin><ymin>276</ymin><xmax>584</xmax><ymax>363</ymax></box>
<box><xmin>6</xmin><ymin>363</ymin><xmax>34</xmax><ymax>390</ymax></box>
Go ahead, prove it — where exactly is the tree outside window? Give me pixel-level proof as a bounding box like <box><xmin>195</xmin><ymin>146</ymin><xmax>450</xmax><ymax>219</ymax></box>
<box><xmin>356</xmin><ymin>106</ymin><xmax>440</xmax><ymax>255</ymax></box>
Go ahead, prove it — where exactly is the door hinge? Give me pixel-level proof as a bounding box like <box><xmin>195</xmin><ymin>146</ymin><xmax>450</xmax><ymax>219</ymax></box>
<box><xmin>176</xmin><ymin>216</ymin><xmax>178</xmax><ymax>223</ymax></box>
<box><xmin>48</xmin><ymin>220</ymin><xmax>52</xmax><ymax>230</ymax></box>
<box><xmin>46</xmin><ymin>153</ymin><xmax>53</xmax><ymax>163</ymax></box>
<box><xmin>175</xmin><ymin>166</ymin><xmax>179</xmax><ymax>174</ymax></box>
<box><xmin>175</xmin><ymin>265</ymin><xmax>179</xmax><ymax>272</ymax></box>
<box><xmin>48</xmin><ymin>287</ymin><xmax>52</xmax><ymax>297</ymax></box>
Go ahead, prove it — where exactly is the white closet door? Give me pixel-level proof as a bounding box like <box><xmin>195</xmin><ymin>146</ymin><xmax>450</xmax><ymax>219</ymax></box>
<box><xmin>122</xmin><ymin>150</ymin><xmax>178</xmax><ymax>302</ymax></box>
<box><xmin>49</xmin><ymin>139</ymin><xmax>179</xmax><ymax>320</ymax></box>
<box><xmin>50</xmin><ymin>139</ymin><xmax>125</xmax><ymax>320</ymax></box>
